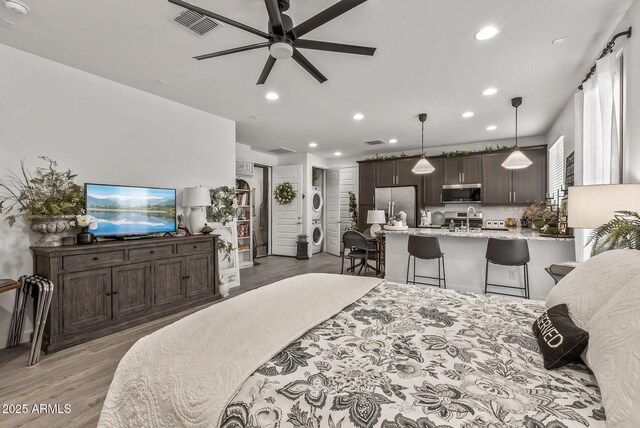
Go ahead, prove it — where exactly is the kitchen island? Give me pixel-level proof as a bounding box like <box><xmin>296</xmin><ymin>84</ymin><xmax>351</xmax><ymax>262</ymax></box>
<box><xmin>384</xmin><ymin>228</ymin><xmax>575</xmax><ymax>300</ymax></box>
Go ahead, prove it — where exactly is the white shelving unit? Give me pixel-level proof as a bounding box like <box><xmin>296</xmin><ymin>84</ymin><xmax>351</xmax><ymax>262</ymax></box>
<box><xmin>236</xmin><ymin>179</ymin><xmax>254</xmax><ymax>269</ymax></box>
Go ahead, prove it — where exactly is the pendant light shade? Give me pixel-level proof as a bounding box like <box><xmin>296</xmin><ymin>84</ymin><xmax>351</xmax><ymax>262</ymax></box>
<box><xmin>412</xmin><ymin>113</ymin><xmax>435</xmax><ymax>175</ymax></box>
<box><xmin>502</xmin><ymin>97</ymin><xmax>532</xmax><ymax>170</ymax></box>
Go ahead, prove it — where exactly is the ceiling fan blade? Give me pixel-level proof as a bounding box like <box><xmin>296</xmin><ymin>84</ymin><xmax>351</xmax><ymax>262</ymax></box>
<box><xmin>294</xmin><ymin>39</ymin><xmax>376</xmax><ymax>56</ymax></box>
<box><xmin>257</xmin><ymin>56</ymin><xmax>277</xmax><ymax>85</ymax></box>
<box><xmin>194</xmin><ymin>42</ymin><xmax>269</xmax><ymax>60</ymax></box>
<box><xmin>292</xmin><ymin>49</ymin><xmax>327</xmax><ymax>84</ymax></box>
<box><xmin>264</xmin><ymin>0</ymin><xmax>284</xmax><ymax>36</ymax></box>
<box><xmin>290</xmin><ymin>0</ymin><xmax>368</xmax><ymax>39</ymax></box>
<box><xmin>169</xmin><ymin>0</ymin><xmax>269</xmax><ymax>39</ymax></box>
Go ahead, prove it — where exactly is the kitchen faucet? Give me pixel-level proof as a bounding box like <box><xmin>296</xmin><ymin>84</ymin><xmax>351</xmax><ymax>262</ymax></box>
<box><xmin>466</xmin><ymin>206</ymin><xmax>476</xmax><ymax>233</ymax></box>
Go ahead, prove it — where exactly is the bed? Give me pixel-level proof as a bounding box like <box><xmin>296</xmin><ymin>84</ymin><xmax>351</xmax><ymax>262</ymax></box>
<box><xmin>98</xmin><ymin>265</ymin><xmax>632</xmax><ymax>428</ymax></box>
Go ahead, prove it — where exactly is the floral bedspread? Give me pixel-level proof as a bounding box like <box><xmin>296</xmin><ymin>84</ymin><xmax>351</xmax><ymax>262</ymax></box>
<box><xmin>221</xmin><ymin>282</ymin><xmax>604</xmax><ymax>428</ymax></box>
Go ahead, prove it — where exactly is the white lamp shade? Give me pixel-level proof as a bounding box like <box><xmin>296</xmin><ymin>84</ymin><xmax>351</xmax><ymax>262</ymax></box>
<box><xmin>367</xmin><ymin>210</ymin><xmax>386</xmax><ymax>224</ymax></box>
<box><xmin>182</xmin><ymin>186</ymin><xmax>211</xmax><ymax>207</ymax></box>
<box><xmin>501</xmin><ymin>150</ymin><xmax>532</xmax><ymax>169</ymax></box>
<box><xmin>568</xmin><ymin>184</ymin><xmax>640</xmax><ymax>228</ymax></box>
<box><xmin>412</xmin><ymin>157</ymin><xmax>436</xmax><ymax>174</ymax></box>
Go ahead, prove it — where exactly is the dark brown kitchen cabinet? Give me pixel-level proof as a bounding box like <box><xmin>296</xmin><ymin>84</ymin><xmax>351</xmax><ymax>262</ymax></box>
<box><xmin>395</xmin><ymin>158</ymin><xmax>419</xmax><ymax>186</ymax></box>
<box><xmin>358</xmin><ymin>205</ymin><xmax>374</xmax><ymax>231</ymax></box>
<box><xmin>481</xmin><ymin>152</ymin><xmax>512</xmax><ymax>205</ymax></box>
<box><xmin>61</xmin><ymin>268</ymin><xmax>112</xmax><ymax>333</ymax></box>
<box><xmin>481</xmin><ymin>147</ymin><xmax>547</xmax><ymax>205</ymax></box>
<box><xmin>419</xmin><ymin>158</ymin><xmax>444</xmax><ymax>206</ymax></box>
<box><xmin>31</xmin><ymin>235</ymin><xmax>219</xmax><ymax>353</ymax></box>
<box><xmin>375</xmin><ymin>161</ymin><xmax>395</xmax><ymax>187</ymax></box>
<box><xmin>443</xmin><ymin>155</ymin><xmax>482</xmax><ymax>185</ymax></box>
<box><xmin>358</xmin><ymin>162</ymin><xmax>376</xmax><ymax>206</ymax></box>
<box><xmin>113</xmin><ymin>262</ymin><xmax>152</xmax><ymax>319</ymax></box>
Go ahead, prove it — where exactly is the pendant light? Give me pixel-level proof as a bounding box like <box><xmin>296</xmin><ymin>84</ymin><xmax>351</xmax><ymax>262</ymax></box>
<box><xmin>412</xmin><ymin>113</ymin><xmax>435</xmax><ymax>174</ymax></box>
<box><xmin>502</xmin><ymin>97</ymin><xmax>532</xmax><ymax>169</ymax></box>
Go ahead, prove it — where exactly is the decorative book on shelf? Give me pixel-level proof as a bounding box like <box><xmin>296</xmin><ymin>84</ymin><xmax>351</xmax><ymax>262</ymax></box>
<box><xmin>236</xmin><ymin>177</ymin><xmax>255</xmax><ymax>269</ymax></box>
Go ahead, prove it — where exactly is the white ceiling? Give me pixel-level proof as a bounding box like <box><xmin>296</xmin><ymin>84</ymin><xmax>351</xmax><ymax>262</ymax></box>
<box><xmin>0</xmin><ymin>0</ymin><xmax>634</xmax><ymax>158</ymax></box>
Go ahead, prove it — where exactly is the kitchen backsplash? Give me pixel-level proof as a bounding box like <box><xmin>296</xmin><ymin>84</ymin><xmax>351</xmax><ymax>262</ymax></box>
<box><xmin>422</xmin><ymin>204</ymin><xmax>526</xmax><ymax>225</ymax></box>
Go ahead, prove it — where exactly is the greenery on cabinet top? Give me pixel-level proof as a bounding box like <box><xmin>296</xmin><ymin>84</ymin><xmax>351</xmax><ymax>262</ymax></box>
<box><xmin>358</xmin><ymin>144</ymin><xmax>542</xmax><ymax>163</ymax></box>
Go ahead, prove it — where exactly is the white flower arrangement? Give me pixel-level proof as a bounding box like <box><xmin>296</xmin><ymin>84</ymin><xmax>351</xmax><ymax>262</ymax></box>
<box><xmin>74</xmin><ymin>214</ymin><xmax>98</xmax><ymax>230</ymax></box>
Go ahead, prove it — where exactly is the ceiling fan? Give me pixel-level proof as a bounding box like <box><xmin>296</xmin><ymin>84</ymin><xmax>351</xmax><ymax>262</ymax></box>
<box><xmin>169</xmin><ymin>0</ymin><xmax>376</xmax><ymax>84</ymax></box>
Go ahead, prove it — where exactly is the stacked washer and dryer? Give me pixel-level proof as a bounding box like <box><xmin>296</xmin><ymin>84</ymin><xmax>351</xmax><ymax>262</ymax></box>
<box><xmin>311</xmin><ymin>186</ymin><xmax>324</xmax><ymax>254</ymax></box>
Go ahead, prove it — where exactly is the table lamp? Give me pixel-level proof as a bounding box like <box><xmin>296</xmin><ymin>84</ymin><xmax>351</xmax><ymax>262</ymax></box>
<box><xmin>568</xmin><ymin>184</ymin><xmax>640</xmax><ymax>228</ymax></box>
<box><xmin>182</xmin><ymin>186</ymin><xmax>211</xmax><ymax>233</ymax></box>
<box><xmin>367</xmin><ymin>210</ymin><xmax>387</xmax><ymax>237</ymax></box>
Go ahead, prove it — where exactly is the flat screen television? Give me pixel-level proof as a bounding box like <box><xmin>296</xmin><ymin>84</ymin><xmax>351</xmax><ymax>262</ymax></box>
<box><xmin>85</xmin><ymin>184</ymin><xmax>177</xmax><ymax>237</ymax></box>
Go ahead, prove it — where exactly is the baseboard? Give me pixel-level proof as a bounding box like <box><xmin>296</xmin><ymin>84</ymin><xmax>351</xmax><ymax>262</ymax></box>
<box><xmin>0</xmin><ymin>328</ymin><xmax>32</xmax><ymax>350</ymax></box>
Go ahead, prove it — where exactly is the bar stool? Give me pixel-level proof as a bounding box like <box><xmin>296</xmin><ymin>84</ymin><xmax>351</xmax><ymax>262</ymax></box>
<box><xmin>7</xmin><ymin>275</ymin><xmax>55</xmax><ymax>365</ymax></box>
<box><xmin>406</xmin><ymin>235</ymin><xmax>446</xmax><ymax>288</ymax></box>
<box><xmin>484</xmin><ymin>238</ymin><xmax>530</xmax><ymax>299</ymax></box>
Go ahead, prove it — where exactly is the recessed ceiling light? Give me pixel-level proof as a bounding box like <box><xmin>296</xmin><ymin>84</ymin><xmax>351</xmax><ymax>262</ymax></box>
<box><xmin>309</xmin><ymin>142</ymin><xmax>317</xmax><ymax>148</ymax></box>
<box><xmin>353</xmin><ymin>113</ymin><xmax>364</xmax><ymax>121</ymax></box>
<box><xmin>334</xmin><ymin>152</ymin><xmax>342</xmax><ymax>156</ymax></box>
<box><xmin>462</xmin><ymin>111</ymin><xmax>475</xmax><ymax>119</ymax></box>
<box><xmin>552</xmin><ymin>36</ymin><xmax>570</xmax><ymax>45</ymax></box>
<box><xmin>482</xmin><ymin>87</ymin><xmax>498</xmax><ymax>96</ymax></box>
<box><xmin>486</xmin><ymin>125</ymin><xmax>498</xmax><ymax>131</ymax></box>
<box><xmin>474</xmin><ymin>26</ymin><xmax>500</xmax><ymax>41</ymax></box>
<box><xmin>265</xmin><ymin>92</ymin><xmax>279</xmax><ymax>101</ymax></box>
<box><xmin>389</xmin><ymin>138</ymin><xmax>398</xmax><ymax>144</ymax></box>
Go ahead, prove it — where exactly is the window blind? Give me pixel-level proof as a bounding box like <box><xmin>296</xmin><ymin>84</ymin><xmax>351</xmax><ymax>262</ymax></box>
<box><xmin>548</xmin><ymin>137</ymin><xmax>565</xmax><ymax>197</ymax></box>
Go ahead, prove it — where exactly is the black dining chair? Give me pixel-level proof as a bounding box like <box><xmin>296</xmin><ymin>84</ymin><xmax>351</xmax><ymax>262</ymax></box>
<box><xmin>341</xmin><ymin>231</ymin><xmax>378</xmax><ymax>276</ymax></box>
<box><xmin>484</xmin><ymin>238</ymin><xmax>530</xmax><ymax>299</ymax></box>
<box><xmin>406</xmin><ymin>235</ymin><xmax>446</xmax><ymax>288</ymax></box>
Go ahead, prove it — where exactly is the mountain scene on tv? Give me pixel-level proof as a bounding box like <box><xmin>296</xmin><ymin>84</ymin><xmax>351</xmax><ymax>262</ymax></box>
<box><xmin>86</xmin><ymin>185</ymin><xmax>176</xmax><ymax>235</ymax></box>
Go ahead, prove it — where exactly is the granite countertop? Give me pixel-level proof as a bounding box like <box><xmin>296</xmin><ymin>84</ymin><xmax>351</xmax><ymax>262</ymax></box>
<box><xmin>382</xmin><ymin>227</ymin><xmax>575</xmax><ymax>242</ymax></box>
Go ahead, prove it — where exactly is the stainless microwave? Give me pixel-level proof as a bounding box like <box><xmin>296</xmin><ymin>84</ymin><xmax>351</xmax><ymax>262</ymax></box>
<box><xmin>442</xmin><ymin>183</ymin><xmax>482</xmax><ymax>203</ymax></box>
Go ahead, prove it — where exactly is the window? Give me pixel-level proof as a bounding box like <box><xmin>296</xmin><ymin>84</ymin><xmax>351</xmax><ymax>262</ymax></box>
<box><xmin>548</xmin><ymin>136</ymin><xmax>565</xmax><ymax>197</ymax></box>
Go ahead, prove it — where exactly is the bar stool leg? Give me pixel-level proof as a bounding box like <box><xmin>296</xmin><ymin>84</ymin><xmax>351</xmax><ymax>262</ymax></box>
<box><xmin>437</xmin><ymin>257</ymin><xmax>441</xmax><ymax>289</ymax></box>
<box><xmin>484</xmin><ymin>261</ymin><xmax>490</xmax><ymax>295</ymax></box>
<box><xmin>441</xmin><ymin>255</ymin><xmax>447</xmax><ymax>289</ymax></box>
<box><xmin>413</xmin><ymin>257</ymin><xmax>416</xmax><ymax>285</ymax></box>
<box><xmin>524</xmin><ymin>264</ymin><xmax>530</xmax><ymax>299</ymax></box>
<box><xmin>406</xmin><ymin>255</ymin><xmax>411</xmax><ymax>284</ymax></box>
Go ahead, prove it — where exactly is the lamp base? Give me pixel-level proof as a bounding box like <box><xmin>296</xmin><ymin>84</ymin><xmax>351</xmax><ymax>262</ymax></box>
<box><xmin>370</xmin><ymin>223</ymin><xmax>382</xmax><ymax>237</ymax></box>
<box><xmin>189</xmin><ymin>207</ymin><xmax>206</xmax><ymax>234</ymax></box>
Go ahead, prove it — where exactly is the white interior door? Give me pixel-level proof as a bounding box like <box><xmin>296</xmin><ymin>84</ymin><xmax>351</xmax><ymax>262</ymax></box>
<box><xmin>272</xmin><ymin>164</ymin><xmax>303</xmax><ymax>256</ymax></box>
<box><xmin>326</xmin><ymin>167</ymin><xmax>341</xmax><ymax>256</ymax></box>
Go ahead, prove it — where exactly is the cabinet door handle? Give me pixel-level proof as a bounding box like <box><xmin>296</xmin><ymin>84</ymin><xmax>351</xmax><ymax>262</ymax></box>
<box><xmin>513</xmin><ymin>192</ymin><xmax>516</xmax><ymax>202</ymax></box>
<box><xmin>462</xmin><ymin>172</ymin><xmax>465</xmax><ymax>182</ymax></box>
<box><xmin>150</xmin><ymin>250</ymin><xmax>155</xmax><ymax>254</ymax></box>
<box><xmin>193</xmin><ymin>245</ymin><xmax>198</xmax><ymax>249</ymax></box>
<box><xmin>508</xmin><ymin>192</ymin><xmax>511</xmax><ymax>202</ymax></box>
<box><xmin>105</xmin><ymin>292</ymin><xmax>112</xmax><ymax>296</ymax></box>
<box><xmin>93</xmin><ymin>257</ymin><xmax>99</xmax><ymax>261</ymax></box>
<box><xmin>112</xmin><ymin>291</ymin><xmax>119</xmax><ymax>295</ymax></box>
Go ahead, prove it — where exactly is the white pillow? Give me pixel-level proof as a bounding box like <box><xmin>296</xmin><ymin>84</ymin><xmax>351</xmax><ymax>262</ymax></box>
<box><xmin>583</xmin><ymin>273</ymin><xmax>640</xmax><ymax>427</ymax></box>
<box><xmin>545</xmin><ymin>249</ymin><xmax>640</xmax><ymax>330</ymax></box>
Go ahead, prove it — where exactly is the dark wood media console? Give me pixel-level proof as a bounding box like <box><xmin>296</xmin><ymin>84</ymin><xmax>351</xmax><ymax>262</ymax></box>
<box><xmin>31</xmin><ymin>235</ymin><xmax>220</xmax><ymax>353</ymax></box>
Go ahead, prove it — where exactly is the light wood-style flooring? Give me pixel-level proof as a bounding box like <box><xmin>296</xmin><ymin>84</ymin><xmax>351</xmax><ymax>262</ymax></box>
<box><xmin>0</xmin><ymin>253</ymin><xmax>369</xmax><ymax>427</ymax></box>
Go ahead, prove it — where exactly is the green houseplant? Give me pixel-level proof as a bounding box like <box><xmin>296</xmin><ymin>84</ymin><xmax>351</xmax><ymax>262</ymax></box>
<box><xmin>347</xmin><ymin>191</ymin><xmax>358</xmax><ymax>230</ymax></box>
<box><xmin>588</xmin><ymin>211</ymin><xmax>640</xmax><ymax>255</ymax></box>
<box><xmin>0</xmin><ymin>157</ymin><xmax>85</xmax><ymax>247</ymax></box>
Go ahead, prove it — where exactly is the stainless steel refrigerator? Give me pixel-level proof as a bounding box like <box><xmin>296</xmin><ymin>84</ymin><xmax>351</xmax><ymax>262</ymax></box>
<box><xmin>375</xmin><ymin>187</ymin><xmax>417</xmax><ymax>227</ymax></box>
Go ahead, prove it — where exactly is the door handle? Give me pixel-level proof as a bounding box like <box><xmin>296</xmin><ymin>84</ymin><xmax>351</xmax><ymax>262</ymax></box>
<box><xmin>462</xmin><ymin>172</ymin><xmax>465</xmax><ymax>182</ymax></box>
<box><xmin>509</xmin><ymin>191</ymin><xmax>511</xmax><ymax>202</ymax></box>
<box><xmin>513</xmin><ymin>192</ymin><xmax>516</xmax><ymax>202</ymax></box>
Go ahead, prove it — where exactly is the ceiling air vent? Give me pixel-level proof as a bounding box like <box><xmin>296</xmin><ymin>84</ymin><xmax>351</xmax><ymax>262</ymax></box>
<box><xmin>269</xmin><ymin>147</ymin><xmax>297</xmax><ymax>155</ymax></box>
<box><xmin>364</xmin><ymin>140</ymin><xmax>385</xmax><ymax>146</ymax></box>
<box><xmin>174</xmin><ymin>9</ymin><xmax>220</xmax><ymax>36</ymax></box>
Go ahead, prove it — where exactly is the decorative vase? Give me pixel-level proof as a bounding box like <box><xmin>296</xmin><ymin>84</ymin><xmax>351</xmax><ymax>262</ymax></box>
<box><xmin>77</xmin><ymin>227</ymin><xmax>95</xmax><ymax>245</ymax></box>
<box><xmin>30</xmin><ymin>215</ymin><xmax>75</xmax><ymax>247</ymax></box>
<box><xmin>296</xmin><ymin>242</ymin><xmax>309</xmax><ymax>260</ymax></box>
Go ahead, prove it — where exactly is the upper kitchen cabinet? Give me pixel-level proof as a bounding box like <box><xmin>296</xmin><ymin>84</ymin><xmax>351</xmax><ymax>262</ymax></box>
<box><xmin>374</xmin><ymin>158</ymin><xmax>419</xmax><ymax>187</ymax></box>
<box><xmin>512</xmin><ymin>148</ymin><xmax>547</xmax><ymax>204</ymax></box>
<box><xmin>358</xmin><ymin>162</ymin><xmax>376</xmax><ymax>206</ymax></box>
<box><xmin>443</xmin><ymin>155</ymin><xmax>482</xmax><ymax>185</ymax></box>
<box><xmin>419</xmin><ymin>158</ymin><xmax>443</xmax><ymax>206</ymax></box>
<box><xmin>481</xmin><ymin>147</ymin><xmax>547</xmax><ymax>206</ymax></box>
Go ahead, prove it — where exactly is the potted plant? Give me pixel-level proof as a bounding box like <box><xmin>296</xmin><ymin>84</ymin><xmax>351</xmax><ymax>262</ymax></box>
<box><xmin>523</xmin><ymin>201</ymin><xmax>552</xmax><ymax>230</ymax></box>
<box><xmin>0</xmin><ymin>157</ymin><xmax>85</xmax><ymax>247</ymax></box>
<box><xmin>588</xmin><ymin>211</ymin><xmax>640</xmax><ymax>255</ymax></box>
<box><xmin>347</xmin><ymin>191</ymin><xmax>358</xmax><ymax>230</ymax></box>
<box><xmin>296</xmin><ymin>234</ymin><xmax>309</xmax><ymax>260</ymax></box>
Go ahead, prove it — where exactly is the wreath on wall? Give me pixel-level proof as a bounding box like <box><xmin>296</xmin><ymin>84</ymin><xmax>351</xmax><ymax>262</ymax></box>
<box><xmin>207</xmin><ymin>186</ymin><xmax>237</xmax><ymax>225</ymax></box>
<box><xmin>274</xmin><ymin>182</ymin><xmax>297</xmax><ymax>205</ymax></box>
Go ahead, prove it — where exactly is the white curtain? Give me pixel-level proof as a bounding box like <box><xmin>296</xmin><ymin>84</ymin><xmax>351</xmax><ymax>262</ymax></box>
<box><xmin>575</xmin><ymin>53</ymin><xmax>622</xmax><ymax>261</ymax></box>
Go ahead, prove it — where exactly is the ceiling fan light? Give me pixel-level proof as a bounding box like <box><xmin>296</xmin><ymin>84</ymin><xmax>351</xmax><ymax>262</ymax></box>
<box><xmin>269</xmin><ymin>42</ymin><xmax>293</xmax><ymax>59</ymax></box>
<box><xmin>501</xmin><ymin>150</ymin><xmax>532</xmax><ymax>169</ymax></box>
<box><xmin>412</xmin><ymin>157</ymin><xmax>435</xmax><ymax>175</ymax></box>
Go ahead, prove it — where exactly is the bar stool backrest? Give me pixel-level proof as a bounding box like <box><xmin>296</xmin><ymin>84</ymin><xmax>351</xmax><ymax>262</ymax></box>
<box><xmin>343</xmin><ymin>231</ymin><xmax>368</xmax><ymax>252</ymax></box>
<box><xmin>486</xmin><ymin>238</ymin><xmax>530</xmax><ymax>266</ymax></box>
<box><xmin>408</xmin><ymin>235</ymin><xmax>442</xmax><ymax>260</ymax></box>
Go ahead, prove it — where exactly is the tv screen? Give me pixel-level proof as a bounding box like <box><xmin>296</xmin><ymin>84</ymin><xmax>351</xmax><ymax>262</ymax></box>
<box><xmin>85</xmin><ymin>184</ymin><xmax>177</xmax><ymax>236</ymax></box>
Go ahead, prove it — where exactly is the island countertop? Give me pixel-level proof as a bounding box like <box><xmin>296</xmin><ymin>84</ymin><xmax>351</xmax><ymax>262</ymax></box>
<box><xmin>382</xmin><ymin>227</ymin><xmax>574</xmax><ymax>242</ymax></box>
